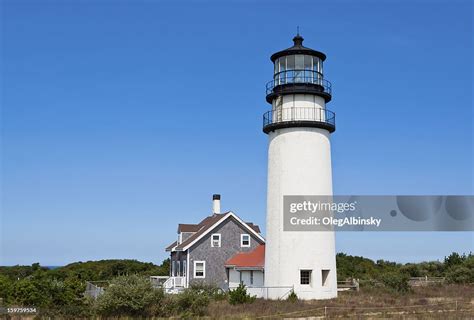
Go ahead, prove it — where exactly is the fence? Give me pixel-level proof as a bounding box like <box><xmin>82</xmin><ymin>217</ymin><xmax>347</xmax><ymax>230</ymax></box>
<box><xmin>150</xmin><ymin>276</ymin><xmax>169</xmax><ymax>288</ymax></box>
<box><xmin>256</xmin><ymin>300</ymin><xmax>471</xmax><ymax>319</ymax></box>
<box><xmin>228</xmin><ymin>286</ymin><xmax>294</xmax><ymax>300</ymax></box>
<box><xmin>337</xmin><ymin>278</ymin><xmax>359</xmax><ymax>291</ymax></box>
<box><xmin>358</xmin><ymin>277</ymin><xmax>446</xmax><ymax>288</ymax></box>
<box><xmin>84</xmin><ymin>281</ymin><xmax>106</xmax><ymax>299</ymax></box>
<box><xmin>409</xmin><ymin>276</ymin><xmax>446</xmax><ymax>286</ymax></box>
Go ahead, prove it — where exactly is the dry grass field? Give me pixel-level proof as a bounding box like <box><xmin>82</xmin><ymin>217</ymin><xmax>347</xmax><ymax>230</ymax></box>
<box><xmin>207</xmin><ymin>284</ymin><xmax>474</xmax><ymax>319</ymax></box>
<box><xmin>3</xmin><ymin>285</ymin><xmax>472</xmax><ymax>319</ymax></box>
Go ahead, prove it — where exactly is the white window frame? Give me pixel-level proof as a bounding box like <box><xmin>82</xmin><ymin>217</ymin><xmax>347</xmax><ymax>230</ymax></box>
<box><xmin>241</xmin><ymin>234</ymin><xmax>250</xmax><ymax>247</ymax></box>
<box><xmin>194</xmin><ymin>261</ymin><xmax>206</xmax><ymax>279</ymax></box>
<box><xmin>211</xmin><ymin>233</ymin><xmax>221</xmax><ymax>247</ymax></box>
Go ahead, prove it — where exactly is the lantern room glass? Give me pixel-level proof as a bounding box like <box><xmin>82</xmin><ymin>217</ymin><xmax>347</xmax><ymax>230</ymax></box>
<box><xmin>274</xmin><ymin>55</ymin><xmax>322</xmax><ymax>86</ymax></box>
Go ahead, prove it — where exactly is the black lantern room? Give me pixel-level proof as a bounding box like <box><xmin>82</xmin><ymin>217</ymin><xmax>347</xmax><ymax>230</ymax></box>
<box><xmin>263</xmin><ymin>34</ymin><xmax>335</xmax><ymax>134</ymax></box>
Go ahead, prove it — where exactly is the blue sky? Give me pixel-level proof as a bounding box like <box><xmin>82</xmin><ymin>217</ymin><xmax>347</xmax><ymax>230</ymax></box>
<box><xmin>1</xmin><ymin>1</ymin><xmax>473</xmax><ymax>266</ymax></box>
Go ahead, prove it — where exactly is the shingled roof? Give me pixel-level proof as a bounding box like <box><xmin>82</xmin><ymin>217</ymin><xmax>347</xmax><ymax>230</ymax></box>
<box><xmin>246</xmin><ymin>222</ymin><xmax>261</xmax><ymax>233</ymax></box>
<box><xmin>166</xmin><ymin>212</ymin><xmax>264</xmax><ymax>252</ymax></box>
<box><xmin>225</xmin><ymin>244</ymin><xmax>265</xmax><ymax>269</ymax></box>
<box><xmin>178</xmin><ymin>224</ymin><xmax>201</xmax><ymax>233</ymax></box>
<box><xmin>175</xmin><ymin>213</ymin><xmax>227</xmax><ymax>250</ymax></box>
<box><xmin>165</xmin><ymin>240</ymin><xmax>177</xmax><ymax>252</ymax></box>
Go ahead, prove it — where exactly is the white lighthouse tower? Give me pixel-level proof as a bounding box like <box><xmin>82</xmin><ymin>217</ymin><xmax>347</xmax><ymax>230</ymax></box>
<box><xmin>263</xmin><ymin>34</ymin><xmax>337</xmax><ymax>300</ymax></box>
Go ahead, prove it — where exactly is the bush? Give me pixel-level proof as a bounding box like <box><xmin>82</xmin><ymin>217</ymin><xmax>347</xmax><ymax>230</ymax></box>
<box><xmin>189</xmin><ymin>282</ymin><xmax>227</xmax><ymax>300</ymax></box>
<box><xmin>286</xmin><ymin>290</ymin><xmax>298</xmax><ymax>302</ymax></box>
<box><xmin>228</xmin><ymin>283</ymin><xmax>256</xmax><ymax>305</ymax></box>
<box><xmin>11</xmin><ymin>279</ymin><xmax>46</xmax><ymax>307</ymax></box>
<box><xmin>94</xmin><ymin>275</ymin><xmax>168</xmax><ymax>317</ymax></box>
<box><xmin>175</xmin><ymin>288</ymin><xmax>210</xmax><ymax>316</ymax></box>
<box><xmin>380</xmin><ymin>273</ymin><xmax>410</xmax><ymax>293</ymax></box>
<box><xmin>0</xmin><ymin>275</ymin><xmax>13</xmax><ymax>304</ymax></box>
<box><xmin>446</xmin><ymin>266</ymin><xmax>474</xmax><ymax>284</ymax></box>
<box><xmin>444</xmin><ymin>252</ymin><xmax>466</xmax><ymax>268</ymax></box>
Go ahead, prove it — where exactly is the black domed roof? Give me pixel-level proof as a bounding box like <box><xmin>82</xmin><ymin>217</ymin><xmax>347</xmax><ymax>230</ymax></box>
<box><xmin>270</xmin><ymin>34</ymin><xmax>326</xmax><ymax>62</ymax></box>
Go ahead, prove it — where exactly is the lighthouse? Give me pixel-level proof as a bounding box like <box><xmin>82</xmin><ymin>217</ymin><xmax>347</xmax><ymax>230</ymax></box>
<box><xmin>263</xmin><ymin>34</ymin><xmax>338</xmax><ymax>300</ymax></box>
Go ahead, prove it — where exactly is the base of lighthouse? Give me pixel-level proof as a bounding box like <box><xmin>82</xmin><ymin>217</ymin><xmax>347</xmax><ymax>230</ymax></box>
<box><xmin>264</xmin><ymin>127</ymin><xmax>338</xmax><ymax>300</ymax></box>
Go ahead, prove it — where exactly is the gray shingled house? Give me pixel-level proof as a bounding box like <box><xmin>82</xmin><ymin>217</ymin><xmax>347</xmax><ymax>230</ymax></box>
<box><xmin>164</xmin><ymin>194</ymin><xmax>265</xmax><ymax>292</ymax></box>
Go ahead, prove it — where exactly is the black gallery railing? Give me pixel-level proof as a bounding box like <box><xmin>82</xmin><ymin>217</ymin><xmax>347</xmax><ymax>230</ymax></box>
<box><xmin>263</xmin><ymin>107</ymin><xmax>336</xmax><ymax>130</ymax></box>
<box><xmin>266</xmin><ymin>70</ymin><xmax>332</xmax><ymax>96</ymax></box>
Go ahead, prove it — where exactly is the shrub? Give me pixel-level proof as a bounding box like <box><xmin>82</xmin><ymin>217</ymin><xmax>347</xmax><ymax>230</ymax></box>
<box><xmin>94</xmin><ymin>275</ymin><xmax>168</xmax><ymax>317</ymax></box>
<box><xmin>400</xmin><ymin>263</ymin><xmax>422</xmax><ymax>277</ymax></box>
<box><xmin>189</xmin><ymin>282</ymin><xmax>227</xmax><ymax>300</ymax></box>
<box><xmin>444</xmin><ymin>252</ymin><xmax>466</xmax><ymax>268</ymax></box>
<box><xmin>446</xmin><ymin>266</ymin><xmax>474</xmax><ymax>284</ymax></box>
<box><xmin>228</xmin><ymin>283</ymin><xmax>256</xmax><ymax>305</ymax></box>
<box><xmin>0</xmin><ymin>275</ymin><xmax>13</xmax><ymax>304</ymax></box>
<box><xmin>286</xmin><ymin>290</ymin><xmax>298</xmax><ymax>302</ymax></box>
<box><xmin>11</xmin><ymin>279</ymin><xmax>46</xmax><ymax>307</ymax></box>
<box><xmin>175</xmin><ymin>288</ymin><xmax>210</xmax><ymax>316</ymax></box>
<box><xmin>380</xmin><ymin>273</ymin><xmax>410</xmax><ymax>293</ymax></box>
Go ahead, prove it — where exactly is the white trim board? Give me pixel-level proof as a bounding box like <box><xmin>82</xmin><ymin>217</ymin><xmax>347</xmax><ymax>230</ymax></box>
<box><xmin>240</xmin><ymin>234</ymin><xmax>251</xmax><ymax>247</ymax></box>
<box><xmin>194</xmin><ymin>260</ymin><xmax>206</xmax><ymax>279</ymax></box>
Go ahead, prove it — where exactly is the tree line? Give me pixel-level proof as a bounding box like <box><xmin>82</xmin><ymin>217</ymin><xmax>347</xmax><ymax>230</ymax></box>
<box><xmin>336</xmin><ymin>252</ymin><xmax>473</xmax><ymax>284</ymax></box>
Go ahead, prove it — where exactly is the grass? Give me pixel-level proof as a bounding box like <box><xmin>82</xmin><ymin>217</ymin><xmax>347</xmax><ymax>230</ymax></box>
<box><xmin>207</xmin><ymin>284</ymin><xmax>474</xmax><ymax>319</ymax></box>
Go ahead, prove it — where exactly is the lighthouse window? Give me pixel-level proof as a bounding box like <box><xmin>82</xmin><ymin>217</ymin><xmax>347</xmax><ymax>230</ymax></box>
<box><xmin>304</xmin><ymin>55</ymin><xmax>313</xmax><ymax>81</ymax></box>
<box><xmin>286</xmin><ymin>55</ymin><xmax>295</xmax><ymax>71</ymax></box>
<box><xmin>294</xmin><ymin>55</ymin><xmax>304</xmax><ymax>82</ymax></box>
<box><xmin>241</xmin><ymin>234</ymin><xmax>250</xmax><ymax>247</ymax></box>
<box><xmin>304</xmin><ymin>55</ymin><xmax>312</xmax><ymax>70</ymax></box>
<box><xmin>322</xmin><ymin>269</ymin><xmax>330</xmax><ymax>287</ymax></box>
<box><xmin>300</xmin><ymin>270</ymin><xmax>312</xmax><ymax>285</ymax></box>
<box><xmin>278</xmin><ymin>57</ymin><xmax>286</xmax><ymax>72</ymax></box>
<box><xmin>277</xmin><ymin>57</ymin><xmax>287</xmax><ymax>85</ymax></box>
<box><xmin>295</xmin><ymin>54</ymin><xmax>304</xmax><ymax>69</ymax></box>
<box><xmin>315</xmin><ymin>57</ymin><xmax>323</xmax><ymax>74</ymax></box>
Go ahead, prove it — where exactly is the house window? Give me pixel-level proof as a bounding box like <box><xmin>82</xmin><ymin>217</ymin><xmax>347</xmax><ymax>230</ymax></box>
<box><xmin>177</xmin><ymin>261</ymin><xmax>181</xmax><ymax>276</ymax></box>
<box><xmin>322</xmin><ymin>269</ymin><xmax>330</xmax><ymax>287</ymax></box>
<box><xmin>241</xmin><ymin>234</ymin><xmax>250</xmax><ymax>247</ymax></box>
<box><xmin>211</xmin><ymin>233</ymin><xmax>221</xmax><ymax>247</ymax></box>
<box><xmin>194</xmin><ymin>261</ymin><xmax>205</xmax><ymax>278</ymax></box>
<box><xmin>250</xmin><ymin>270</ymin><xmax>254</xmax><ymax>285</ymax></box>
<box><xmin>300</xmin><ymin>270</ymin><xmax>312</xmax><ymax>285</ymax></box>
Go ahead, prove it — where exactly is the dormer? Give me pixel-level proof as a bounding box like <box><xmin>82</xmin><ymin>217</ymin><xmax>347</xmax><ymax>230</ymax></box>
<box><xmin>177</xmin><ymin>224</ymin><xmax>200</xmax><ymax>244</ymax></box>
